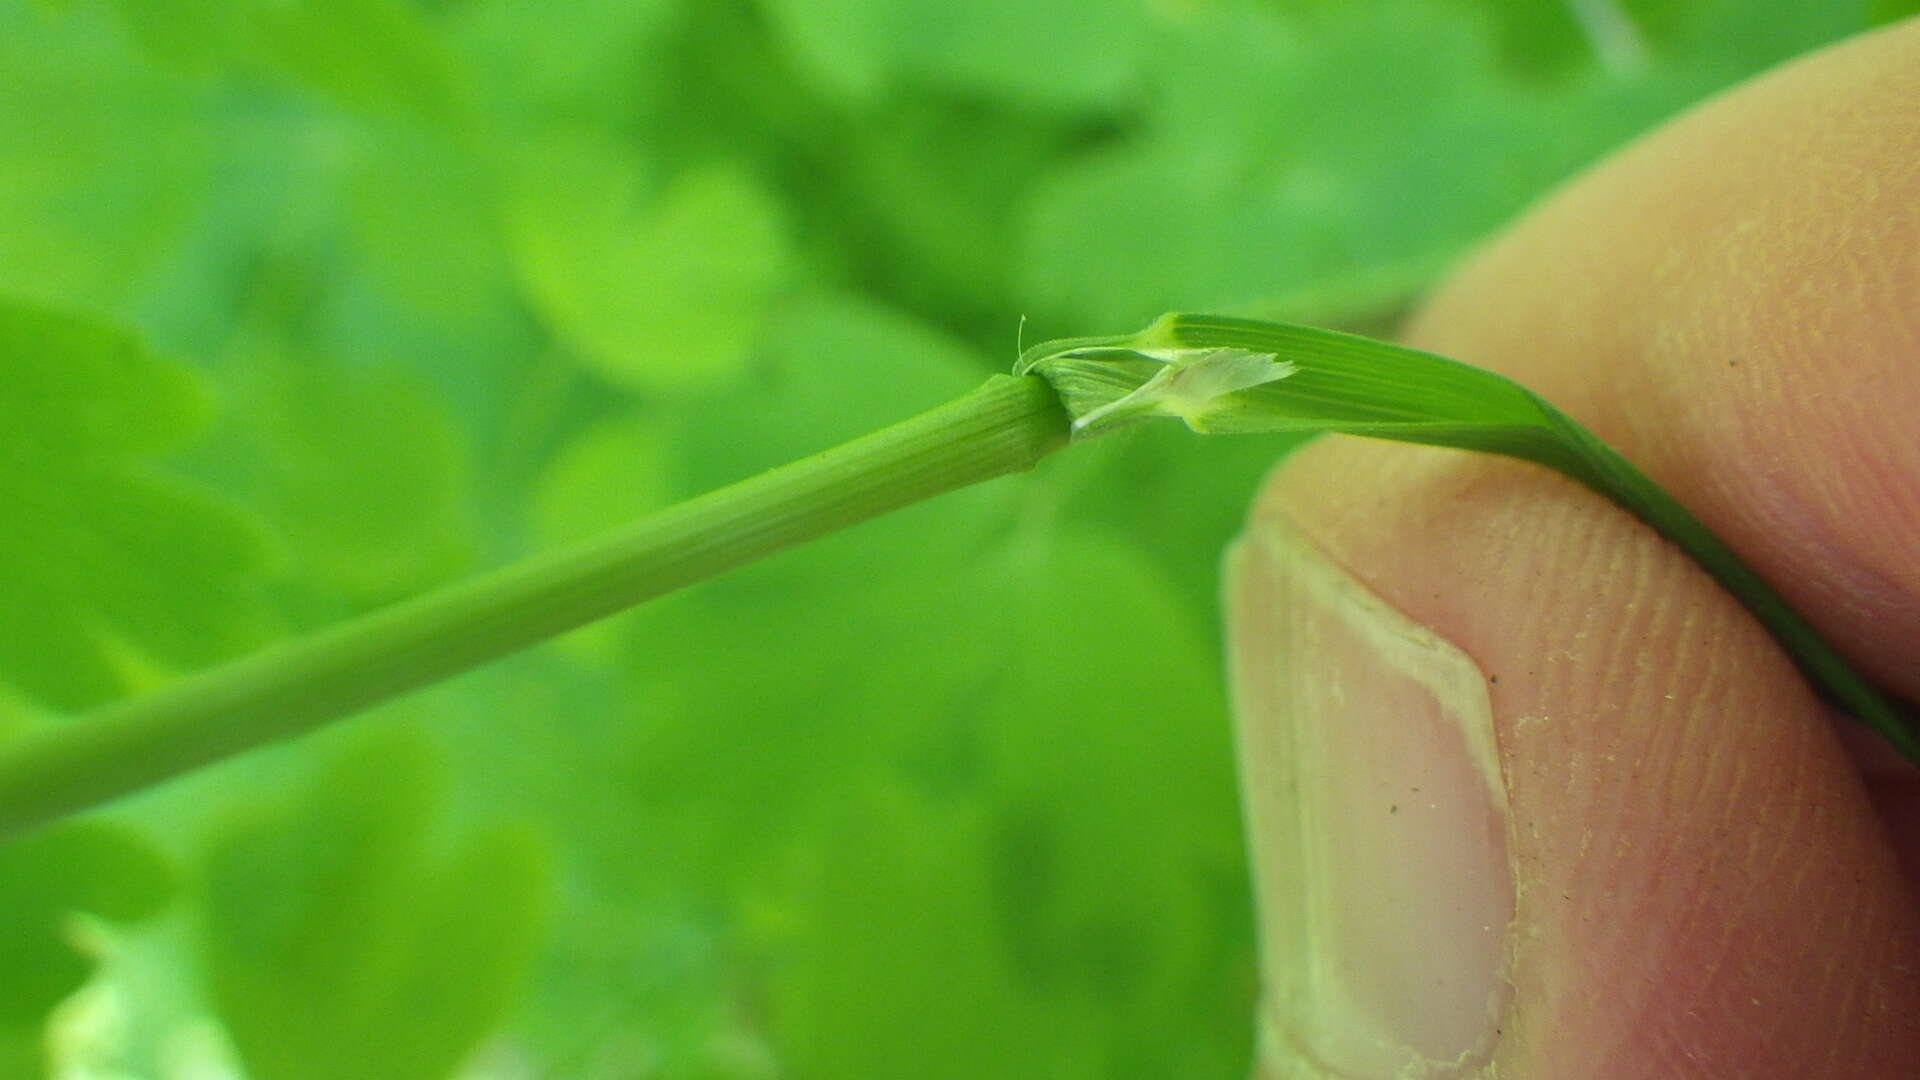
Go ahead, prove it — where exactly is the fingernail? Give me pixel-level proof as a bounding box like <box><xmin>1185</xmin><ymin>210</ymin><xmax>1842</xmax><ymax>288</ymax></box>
<box><xmin>1225</xmin><ymin>514</ymin><xmax>1513</xmax><ymax>1078</ymax></box>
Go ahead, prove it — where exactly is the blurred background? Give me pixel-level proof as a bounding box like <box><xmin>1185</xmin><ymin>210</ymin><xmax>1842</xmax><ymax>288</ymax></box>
<box><xmin>0</xmin><ymin>0</ymin><xmax>1905</xmax><ymax>1076</ymax></box>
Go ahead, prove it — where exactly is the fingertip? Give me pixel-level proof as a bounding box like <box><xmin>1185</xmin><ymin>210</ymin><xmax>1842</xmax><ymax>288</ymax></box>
<box><xmin>1400</xmin><ymin>17</ymin><xmax>1920</xmax><ymax>703</ymax></box>
<box><xmin>1238</xmin><ymin>436</ymin><xmax>1920</xmax><ymax>1077</ymax></box>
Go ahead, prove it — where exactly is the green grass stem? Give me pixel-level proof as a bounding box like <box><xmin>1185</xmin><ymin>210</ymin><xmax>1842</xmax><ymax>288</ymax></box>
<box><xmin>0</xmin><ymin>374</ymin><xmax>1069</xmax><ymax>839</ymax></box>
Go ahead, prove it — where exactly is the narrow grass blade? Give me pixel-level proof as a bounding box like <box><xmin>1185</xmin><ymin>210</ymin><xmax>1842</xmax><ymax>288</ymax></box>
<box><xmin>1019</xmin><ymin>312</ymin><xmax>1920</xmax><ymax>763</ymax></box>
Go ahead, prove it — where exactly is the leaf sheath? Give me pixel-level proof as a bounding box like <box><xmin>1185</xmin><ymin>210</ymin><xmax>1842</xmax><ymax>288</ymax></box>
<box><xmin>0</xmin><ymin>374</ymin><xmax>1070</xmax><ymax>838</ymax></box>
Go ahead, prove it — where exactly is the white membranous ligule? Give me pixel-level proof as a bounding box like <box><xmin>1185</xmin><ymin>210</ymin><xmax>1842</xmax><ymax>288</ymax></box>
<box><xmin>1067</xmin><ymin>347</ymin><xmax>1297</xmax><ymax>435</ymax></box>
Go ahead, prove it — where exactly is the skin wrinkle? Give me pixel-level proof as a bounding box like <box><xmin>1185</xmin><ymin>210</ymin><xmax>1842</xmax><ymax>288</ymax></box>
<box><xmin>1402</xmin><ymin>20</ymin><xmax>1920</xmax><ymax>703</ymax></box>
<box><xmin>1817</xmin><ymin>958</ymin><xmax>1880</xmax><ymax>1078</ymax></box>
<box><xmin>1664</xmin><ymin>678</ymin><xmax>1837</xmax><ymax>1043</ymax></box>
<box><xmin>1799</xmin><ymin>870</ymin><xmax>1874</xmax><ymax>1076</ymax></box>
<box><xmin>1655</xmin><ymin>700</ymin><xmax>1884</xmax><ymax>1076</ymax></box>
<box><xmin>1655</xmin><ymin>892</ymin><xmax>1741</xmax><ymax>1066</ymax></box>
<box><xmin>1683</xmin><ymin>771</ymin><xmax>1803</xmax><ymax>1047</ymax></box>
<box><xmin>1256</xmin><ymin>429</ymin><xmax>1920</xmax><ymax>1073</ymax></box>
<box><xmin>1643</xmin><ymin>851</ymin><xmax>1796</xmax><ymax>1075</ymax></box>
<box><xmin>1649</xmin><ymin>623</ymin><xmax>1735</xmax><ymax>824</ymax></box>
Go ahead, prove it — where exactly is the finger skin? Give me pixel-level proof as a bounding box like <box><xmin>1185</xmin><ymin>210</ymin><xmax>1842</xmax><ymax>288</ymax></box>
<box><xmin>1256</xmin><ymin>445</ymin><xmax>1920</xmax><ymax>1077</ymax></box>
<box><xmin>1243</xmin><ymin>19</ymin><xmax>1920</xmax><ymax>1077</ymax></box>
<box><xmin>1405</xmin><ymin>17</ymin><xmax>1920</xmax><ymax>706</ymax></box>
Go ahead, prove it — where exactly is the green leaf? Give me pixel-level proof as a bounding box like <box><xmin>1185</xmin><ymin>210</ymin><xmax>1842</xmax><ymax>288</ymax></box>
<box><xmin>606</xmin><ymin>591</ymin><xmax>893</xmax><ymax>896</ymax></box>
<box><xmin>343</xmin><ymin>119</ymin><xmax>514</xmax><ymax>322</ymax></box>
<box><xmin>233</xmin><ymin>0</ymin><xmax>465</xmax><ymax>119</ymax></box>
<box><xmin>754</xmin><ymin>0</ymin><xmax>892</xmax><ymax>103</ymax></box>
<box><xmin>509</xmin><ymin>148</ymin><xmax>793</xmax><ymax>397</ymax></box>
<box><xmin>532</xmin><ymin>419</ymin><xmax>671</xmax><ymax>551</ymax></box>
<box><xmin>0</xmin><ymin>820</ymin><xmax>175</xmax><ymax>1079</ymax></box>
<box><xmin>759</xmin><ymin>0</ymin><xmax>1152</xmax><ymax>111</ymax></box>
<box><xmin>199</xmin><ymin>729</ymin><xmax>551</xmax><ymax>1080</ymax></box>
<box><xmin>666</xmin><ymin>290</ymin><xmax>986</xmax><ymax>494</ymax></box>
<box><xmin>235</xmin><ymin>351</ymin><xmax>478</xmax><ymax>608</ymax></box>
<box><xmin>1021</xmin><ymin>2</ymin><xmax>1523</xmax><ymax>328</ymax></box>
<box><xmin>451</xmin><ymin>0</ymin><xmax>678</xmax><ymax>123</ymax></box>
<box><xmin>1669</xmin><ymin>0</ymin><xmax>1860</xmax><ymax>75</ymax></box>
<box><xmin>754</xmin><ymin>528</ymin><xmax>1253</xmax><ymax>1072</ymax></box>
<box><xmin>904</xmin><ymin>532</ymin><xmax>1244</xmax><ymax>1005</ymax></box>
<box><xmin>0</xmin><ymin>299</ymin><xmax>272</xmax><ymax>710</ymax></box>
<box><xmin>96</xmin><ymin>0</ymin><xmax>239</xmax><ymax>71</ymax></box>
<box><xmin>1433</xmin><ymin>0</ymin><xmax>1692</xmax><ymax>78</ymax></box>
<box><xmin>827</xmin><ymin>100</ymin><xmax>1070</xmax><ymax>323</ymax></box>
<box><xmin>768</xmin><ymin>784</ymin><xmax>1105</xmax><ymax>1080</ymax></box>
<box><xmin>0</xmin><ymin>6</ymin><xmax>209</xmax><ymax>309</ymax></box>
<box><xmin>1868</xmin><ymin>0</ymin><xmax>1920</xmax><ymax>26</ymax></box>
<box><xmin>1017</xmin><ymin>0</ymin><xmax>1844</xmax><ymax>331</ymax></box>
<box><xmin>98</xmin><ymin>0</ymin><xmax>470</xmax><ymax>117</ymax></box>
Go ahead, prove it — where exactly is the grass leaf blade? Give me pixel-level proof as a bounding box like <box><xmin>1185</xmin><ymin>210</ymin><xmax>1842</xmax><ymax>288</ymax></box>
<box><xmin>1022</xmin><ymin>313</ymin><xmax>1920</xmax><ymax>762</ymax></box>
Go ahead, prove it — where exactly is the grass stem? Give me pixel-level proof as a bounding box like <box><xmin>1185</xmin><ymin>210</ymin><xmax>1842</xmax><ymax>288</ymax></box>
<box><xmin>0</xmin><ymin>374</ymin><xmax>1070</xmax><ymax>838</ymax></box>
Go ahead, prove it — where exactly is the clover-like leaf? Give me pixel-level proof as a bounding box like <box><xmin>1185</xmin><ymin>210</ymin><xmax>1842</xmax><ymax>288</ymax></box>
<box><xmin>234</xmin><ymin>351</ymin><xmax>477</xmax><ymax>608</ymax></box>
<box><xmin>509</xmin><ymin>145</ymin><xmax>792</xmax><ymax>397</ymax></box>
<box><xmin>0</xmin><ymin>8</ymin><xmax>208</xmax><ymax>309</ymax></box>
<box><xmin>0</xmin><ymin>820</ymin><xmax>175</xmax><ymax>1079</ymax></box>
<box><xmin>0</xmin><ymin>299</ymin><xmax>272</xmax><ymax>711</ymax></box>
<box><xmin>199</xmin><ymin>729</ymin><xmax>551</xmax><ymax>1080</ymax></box>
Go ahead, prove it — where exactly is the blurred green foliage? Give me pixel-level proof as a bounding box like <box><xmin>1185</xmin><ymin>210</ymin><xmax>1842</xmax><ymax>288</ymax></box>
<box><xmin>0</xmin><ymin>301</ymin><xmax>271</xmax><ymax>710</ymax></box>
<box><xmin>0</xmin><ymin>0</ymin><xmax>1881</xmax><ymax>1075</ymax></box>
<box><xmin>200</xmin><ymin>731</ymin><xmax>549</xmax><ymax>1080</ymax></box>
